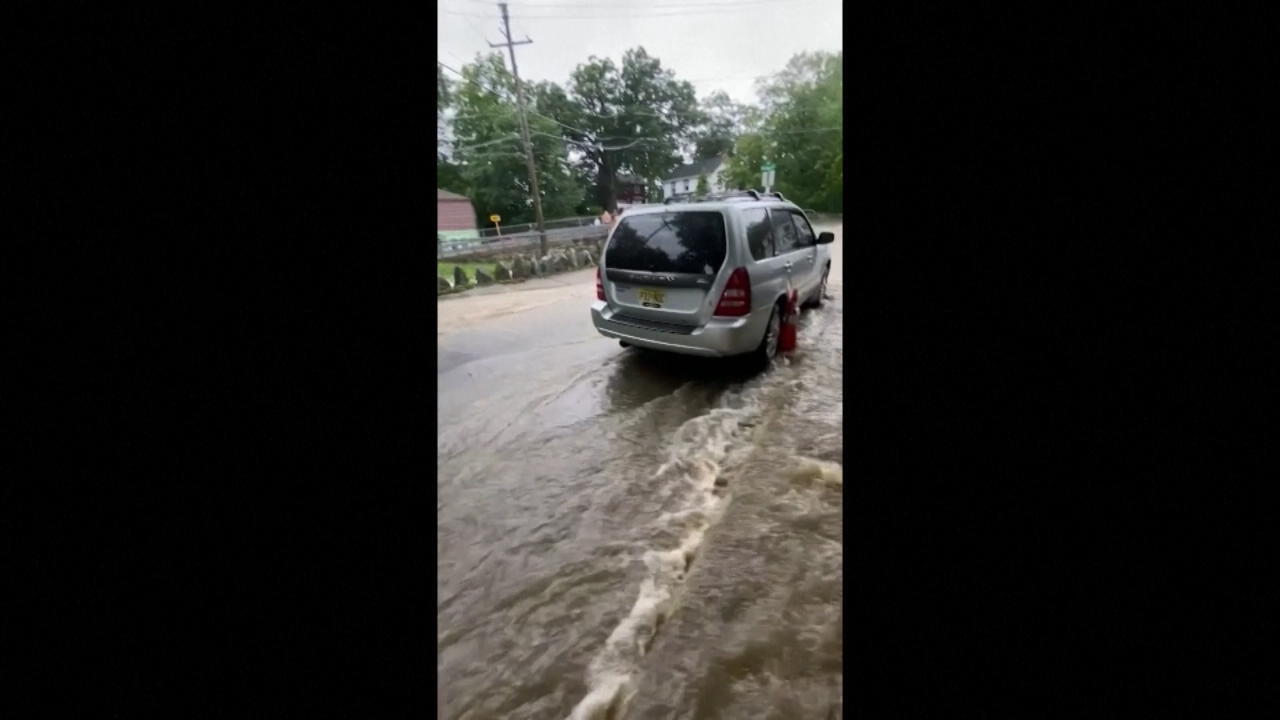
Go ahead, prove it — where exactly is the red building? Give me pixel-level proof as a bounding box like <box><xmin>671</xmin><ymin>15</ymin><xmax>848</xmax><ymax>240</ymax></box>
<box><xmin>437</xmin><ymin>189</ymin><xmax>478</xmax><ymax>234</ymax></box>
<box><xmin>615</xmin><ymin>173</ymin><xmax>648</xmax><ymax>206</ymax></box>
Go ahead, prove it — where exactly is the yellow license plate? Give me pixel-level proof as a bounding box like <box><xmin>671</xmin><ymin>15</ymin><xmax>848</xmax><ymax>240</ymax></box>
<box><xmin>637</xmin><ymin>288</ymin><xmax>665</xmax><ymax>306</ymax></box>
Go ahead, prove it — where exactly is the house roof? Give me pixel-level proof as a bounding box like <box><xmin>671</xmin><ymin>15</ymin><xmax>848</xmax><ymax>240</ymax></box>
<box><xmin>437</xmin><ymin>188</ymin><xmax>471</xmax><ymax>202</ymax></box>
<box><xmin>663</xmin><ymin>156</ymin><xmax>725</xmax><ymax>182</ymax></box>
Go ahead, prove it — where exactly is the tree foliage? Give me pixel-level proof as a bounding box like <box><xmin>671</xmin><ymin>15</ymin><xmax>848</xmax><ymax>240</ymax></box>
<box><xmin>436</xmin><ymin>49</ymin><xmax>842</xmax><ymax>223</ymax></box>
<box><xmin>436</xmin><ymin>67</ymin><xmax>469</xmax><ymax>195</ymax></box>
<box><xmin>449</xmin><ymin>54</ymin><xmax>580</xmax><ymax>225</ymax></box>
<box><xmin>534</xmin><ymin>47</ymin><xmax>702</xmax><ymax>212</ymax></box>
<box><xmin>695</xmin><ymin>173</ymin><xmax>709</xmax><ymax>197</ymax></box>
<box><xmin>726</xmin><ymin>51</ymin><xmax>843</xmax><ymax>211</ymax></box>
<box><xmin>437</xmin><ymin>65</ymin><xmax>452</xmax><ymax>113</ymax></box>
<box><xmin>692</xmin><ymin>90</ymin><xmax>746</xmax><ymax>160</ymax></box>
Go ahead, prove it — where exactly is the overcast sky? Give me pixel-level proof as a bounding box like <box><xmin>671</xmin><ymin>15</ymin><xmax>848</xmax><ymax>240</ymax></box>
<box><xmin>438</xmin><ymin>0</ymin><xmax>843</xmax><ymax>107</ymax></box>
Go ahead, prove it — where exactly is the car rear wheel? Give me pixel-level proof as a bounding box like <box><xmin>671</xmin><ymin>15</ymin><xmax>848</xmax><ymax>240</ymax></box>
<box><xmin>748</xmin><ymin>301</ymin><xmax>783</xmax><ymax>369</ymax></box>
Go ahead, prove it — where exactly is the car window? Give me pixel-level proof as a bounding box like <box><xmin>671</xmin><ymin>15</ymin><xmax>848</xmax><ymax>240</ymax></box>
<box><xmin>742</xmin><ymin>208</ymin><xmax>774</xmax><ymax>261</ymax></box>
<box><xmin>606</xmin><ymin>211</ymin><xmax>727</xmax><ymax>274</ymax></box>
<box><xmin>790</xmin><ymin>211</ymin><xmax>816</xmax><ymax>247</ymax></box>
<box><xmin>770</xmin><ymin>209</ymin><xmax>800</xmax><ymax>254</ymax></box>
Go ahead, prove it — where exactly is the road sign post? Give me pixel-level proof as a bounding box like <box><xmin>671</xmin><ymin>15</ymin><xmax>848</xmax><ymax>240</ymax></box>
<box><xmin>760</xmin><ymin>162</ymin><xmax>776</xmax><ymax>193</ymax></box>
<box><xmin>490</xmin><ymin>213</ymin><xmax>502</xmax><ymax>237</ymax></box>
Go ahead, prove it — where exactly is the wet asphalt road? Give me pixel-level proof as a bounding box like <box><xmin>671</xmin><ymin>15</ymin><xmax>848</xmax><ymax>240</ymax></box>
<box><xmin>438</xmin><ymin>225</ymin><xmax>843</xmax><ymax>719</ymax></box>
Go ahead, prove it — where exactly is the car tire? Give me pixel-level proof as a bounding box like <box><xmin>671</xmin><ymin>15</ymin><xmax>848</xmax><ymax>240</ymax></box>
<box><xmin>748</xmin><ymin>301</ymin><xmax>784</xmax><ymax>370</ymax></box>
<box><xmin>809</xmin><ymin>265</ymin><xmax>830</xmax><ymax>308</ymax></box>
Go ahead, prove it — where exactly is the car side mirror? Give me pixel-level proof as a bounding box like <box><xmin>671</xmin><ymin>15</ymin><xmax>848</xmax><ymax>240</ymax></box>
<box><xmin>816</xmin><ymin>231</ymin><xmax>834</xmax><ymax>244</ymax></box>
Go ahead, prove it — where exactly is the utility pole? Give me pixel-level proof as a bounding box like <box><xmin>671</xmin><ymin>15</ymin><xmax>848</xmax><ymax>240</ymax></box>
<box><xmin>490</xmin><ymin>2</ymin><xmax>548</xmax><ymax>258</ymax></box>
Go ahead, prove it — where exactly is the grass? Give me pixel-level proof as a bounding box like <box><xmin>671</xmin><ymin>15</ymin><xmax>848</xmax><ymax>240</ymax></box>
<box><xmin>436</xmin><ymin>262</ymin><xmax>494</xmax><ymax>282</ymax></box>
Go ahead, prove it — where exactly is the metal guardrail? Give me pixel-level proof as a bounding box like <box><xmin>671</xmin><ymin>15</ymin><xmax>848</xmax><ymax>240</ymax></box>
<box><xmin>439</xmin><ymin>208</ymin><xmax>839</xmax><ymax>259</ymax></box>
<box><xmin>475</xmin><ymin>215</ymin><xmax>601</xmax><ymax>240</ymax></box>
<box><xmin>438</xmin><ymin>224</ymin><xmax>610</xmax><ymax>259</ymax></box>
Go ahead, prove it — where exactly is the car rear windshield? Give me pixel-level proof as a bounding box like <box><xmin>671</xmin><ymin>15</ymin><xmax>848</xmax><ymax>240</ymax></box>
<box><xmin>606</xmin><ymin>212</ymin><xmax>727</xmax><ymax>275</ymax></box>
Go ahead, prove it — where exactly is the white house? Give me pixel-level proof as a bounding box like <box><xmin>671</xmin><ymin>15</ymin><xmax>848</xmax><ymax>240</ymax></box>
<box><xmin>662</xmin><ymin>156</ymin><xmax>732</xmax><ymax>199</ymax></box>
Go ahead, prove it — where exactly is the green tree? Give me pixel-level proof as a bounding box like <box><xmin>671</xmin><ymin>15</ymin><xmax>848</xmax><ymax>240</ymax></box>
<box><xmin>647</xmin><ymin>178</ymin><xmax>663</xmax><ymax>203</ymax></box>
<box><xmin>722</xmin><ymin>52</ymin><xmax>842</xmax><ymax>210</ymax></box>
<box><xmin>437</xmin><ymin>67</ymin><xmax>467</xmax><ymax>194</ymax></box>
<box><xmin>692</xmin><ymin>91</ymin><xmax>746</xmax><ymax>160</ymax></box>
<box><xmin>437</xmin><ymin>66</ymin><xmax>448</xmax><ymax>144</ymax></box>
<box><xmin>695</xmin><ymin>173</ymin><xmax>709</xmax><ymax>197</ymax></box>
<box><xmin>534</xmin><ymin>47</ymin><xmax>703</xmax><ymax>213</ymax></box>
<box><xmin>450</xmin><ymin>54</ymin><xmax>581</xmax><ymax>225</ymax></box>
<box><xmin>723</xmin><ymin>102</ymin><xmax>765</xmax><ymax>191</ymax></box>
<box><xmin>749</xmin><ymin>51</ymin><xmax>843</xmax><ymax>211</ymax></box>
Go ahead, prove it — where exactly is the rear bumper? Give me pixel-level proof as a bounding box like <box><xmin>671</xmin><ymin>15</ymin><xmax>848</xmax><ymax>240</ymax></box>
<box><xmin>590</xmin><ymin>301</ymin><xmax>769</xmax><ymax>357</ymax></box>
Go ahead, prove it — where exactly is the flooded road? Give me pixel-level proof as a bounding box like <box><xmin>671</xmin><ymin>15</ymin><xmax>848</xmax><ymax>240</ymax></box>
<box><xmin>438</xmin><ymin>225</ymin><xmax>843</xmax><ymax>719</ymax></box>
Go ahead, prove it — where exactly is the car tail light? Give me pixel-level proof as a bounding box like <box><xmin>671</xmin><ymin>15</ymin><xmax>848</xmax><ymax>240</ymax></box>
<box><xmin>714</xmin><ymin>267</ymin><xmax>751</xmax><ymax>317</ymax></box>
<box><xmin>596</xmin><ymin>266</ymin><xmax>605</xmax><ymax>300</ymax></box>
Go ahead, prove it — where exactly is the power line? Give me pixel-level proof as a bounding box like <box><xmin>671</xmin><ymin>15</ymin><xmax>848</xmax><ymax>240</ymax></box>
<box><xmin>449</xmin><ymin>134</ymin><xmax>523</xmax><ymax>153</ymax></box>
<box><xmin>443</xmin><ymin>1</ymin><xmax>823</xmax><ymax>21</ymax></box>
<box><xmin>461</xmin><ymin>149</ymin><xmax>537</xmax><ymax>160</ymax></box>
<box><xmin>446</xmin><ymin>0</ymin><xmax>811</xmax><ymax>12</ymax></box>
<box><xmin>437</xmin><ymin>60</ymin><xmax>514</xmax><ymax>101</ymax></box>
<box><xmin>773</xmin><ymin>126</ymin><xmax>843</xmax><ymax>135</ymax></box>
<box><xmin>440</xmin><ymin>59</ymin><xmax>585</xmax><ymax>139</ymax></box>
<box><xmin>443</xmin><ymin>48</ymin><xmax>473</xmax><ymax>72</ymax></box>
<box><xmin>461</xmin><ymin>12</ymin><xmax>498</xmax><ymax>43</ymax></box>
<box><xmin>445</xmin><ymin>70</ymin><xmax>723</xmax><ymax>130</ymax></box>
<box><xmin>443</xmin><ymin>52</ymin><xmax>805</xmax><ymax>130</ymax></box>
<box><xmin>599</xmin><ymin>137</ymin><xmax>667</xmax><ymax>151</ymax></box>
<box><xmin>534</xmin><ymin>112</ymin><xmax>595</xmax><ymax>138</ymax></box>
<box><xmin>449</xmin><ymin>109</ymin><xmax>520</xmax><ymax>121</ymax></box>
<box><xmin>438</xmin><ymin>60</ymin><xmax>600</xmax><ymax>139</ymax></box>
<box><xmin>440</xmin><ymin>9</ymin><xmax>498</xmax><ymax>19</ymax></box>
<box><xmin>454</xmin><ymin>105</ymin><xmax>654</xmax><ymax>145</ymax></box>
<box><xmin>529</xmin><ymin>129</ymin><xmax>667</xmax><ymax>151</ymax></box>
<box><xmin>507</xmin><ymin>6</ymin><xmax>805</xmax><ymax>20</ymax></box>
<box><xmin>451</xmin><ymin>0</ymin><xmax>789</xmax><ymax>6</ymax></box>
<box><xmin>451</xmin><ymin>96</ymin><xmax>838</xmax><ymax>147</ymax></box>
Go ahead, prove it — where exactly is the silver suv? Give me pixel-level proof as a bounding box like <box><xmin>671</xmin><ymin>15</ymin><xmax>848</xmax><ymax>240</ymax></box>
<box><xmin>591</xmin><ymin>191</ymin><xmax>833</xmax><ymax>363</ymax></box>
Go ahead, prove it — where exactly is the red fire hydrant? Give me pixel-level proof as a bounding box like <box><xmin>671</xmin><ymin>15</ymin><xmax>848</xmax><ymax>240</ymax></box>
<box><xmin>778</xmin><ymin>289</ymin><xmax>799</xmax><ymax>353</ymax></box>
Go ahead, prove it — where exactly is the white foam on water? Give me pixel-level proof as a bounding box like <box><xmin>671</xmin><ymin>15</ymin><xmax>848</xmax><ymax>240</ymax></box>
<box><xmin>567</xmin><ymin>388</ymin><xmax>763</xmax><ymax>720</ymax></box>
<box><xmin>792</xmin><ymin>456</ymin><xmax>844</xmax><ymax>487</ymax></box>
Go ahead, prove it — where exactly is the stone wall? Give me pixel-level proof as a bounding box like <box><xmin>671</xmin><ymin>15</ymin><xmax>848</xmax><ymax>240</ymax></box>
<box><xmin>437</xmin><ymin>238</ymin><xmax>604</xmax><ymax>296</ymax></box>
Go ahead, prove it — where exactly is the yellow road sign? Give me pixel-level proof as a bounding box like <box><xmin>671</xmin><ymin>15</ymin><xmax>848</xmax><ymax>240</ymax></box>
<box><xmin>489</xmin><ymin>214</ymin><xmax>501</xmax><ymax>223</ymax></box>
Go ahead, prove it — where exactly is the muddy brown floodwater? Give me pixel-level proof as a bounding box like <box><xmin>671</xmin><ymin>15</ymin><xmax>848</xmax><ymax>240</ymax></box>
<box><xmin>438</xmin><ymin>225</ymin><xmax>844</xmax><ymax>719</ymax></box>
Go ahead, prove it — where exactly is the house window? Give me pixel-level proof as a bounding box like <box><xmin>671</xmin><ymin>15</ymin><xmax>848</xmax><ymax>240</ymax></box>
<box><xmin>684</xmin><ymin>180</ymin><xmax>691</xmax><ymax>192</ymax></box>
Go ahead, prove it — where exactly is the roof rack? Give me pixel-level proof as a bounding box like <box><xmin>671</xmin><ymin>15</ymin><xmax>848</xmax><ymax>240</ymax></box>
<box><xmin>663</xmin><ymin>189</ymin><xmax>787</xmax><ymax>205</ymax></box>
<box><xmin>727</xmin><ymin>189</ymin><xmax>789</xmax><ymax>202</ymax></box>
<box><xmin>665</xmin><ymin>190</ymin><xmax>755</xmax><ymax>204</ymax></box>
<box><xmin>699</xmin><ymin>190</ymin><xmax>761</xmax><ymax>202</ymax></box>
